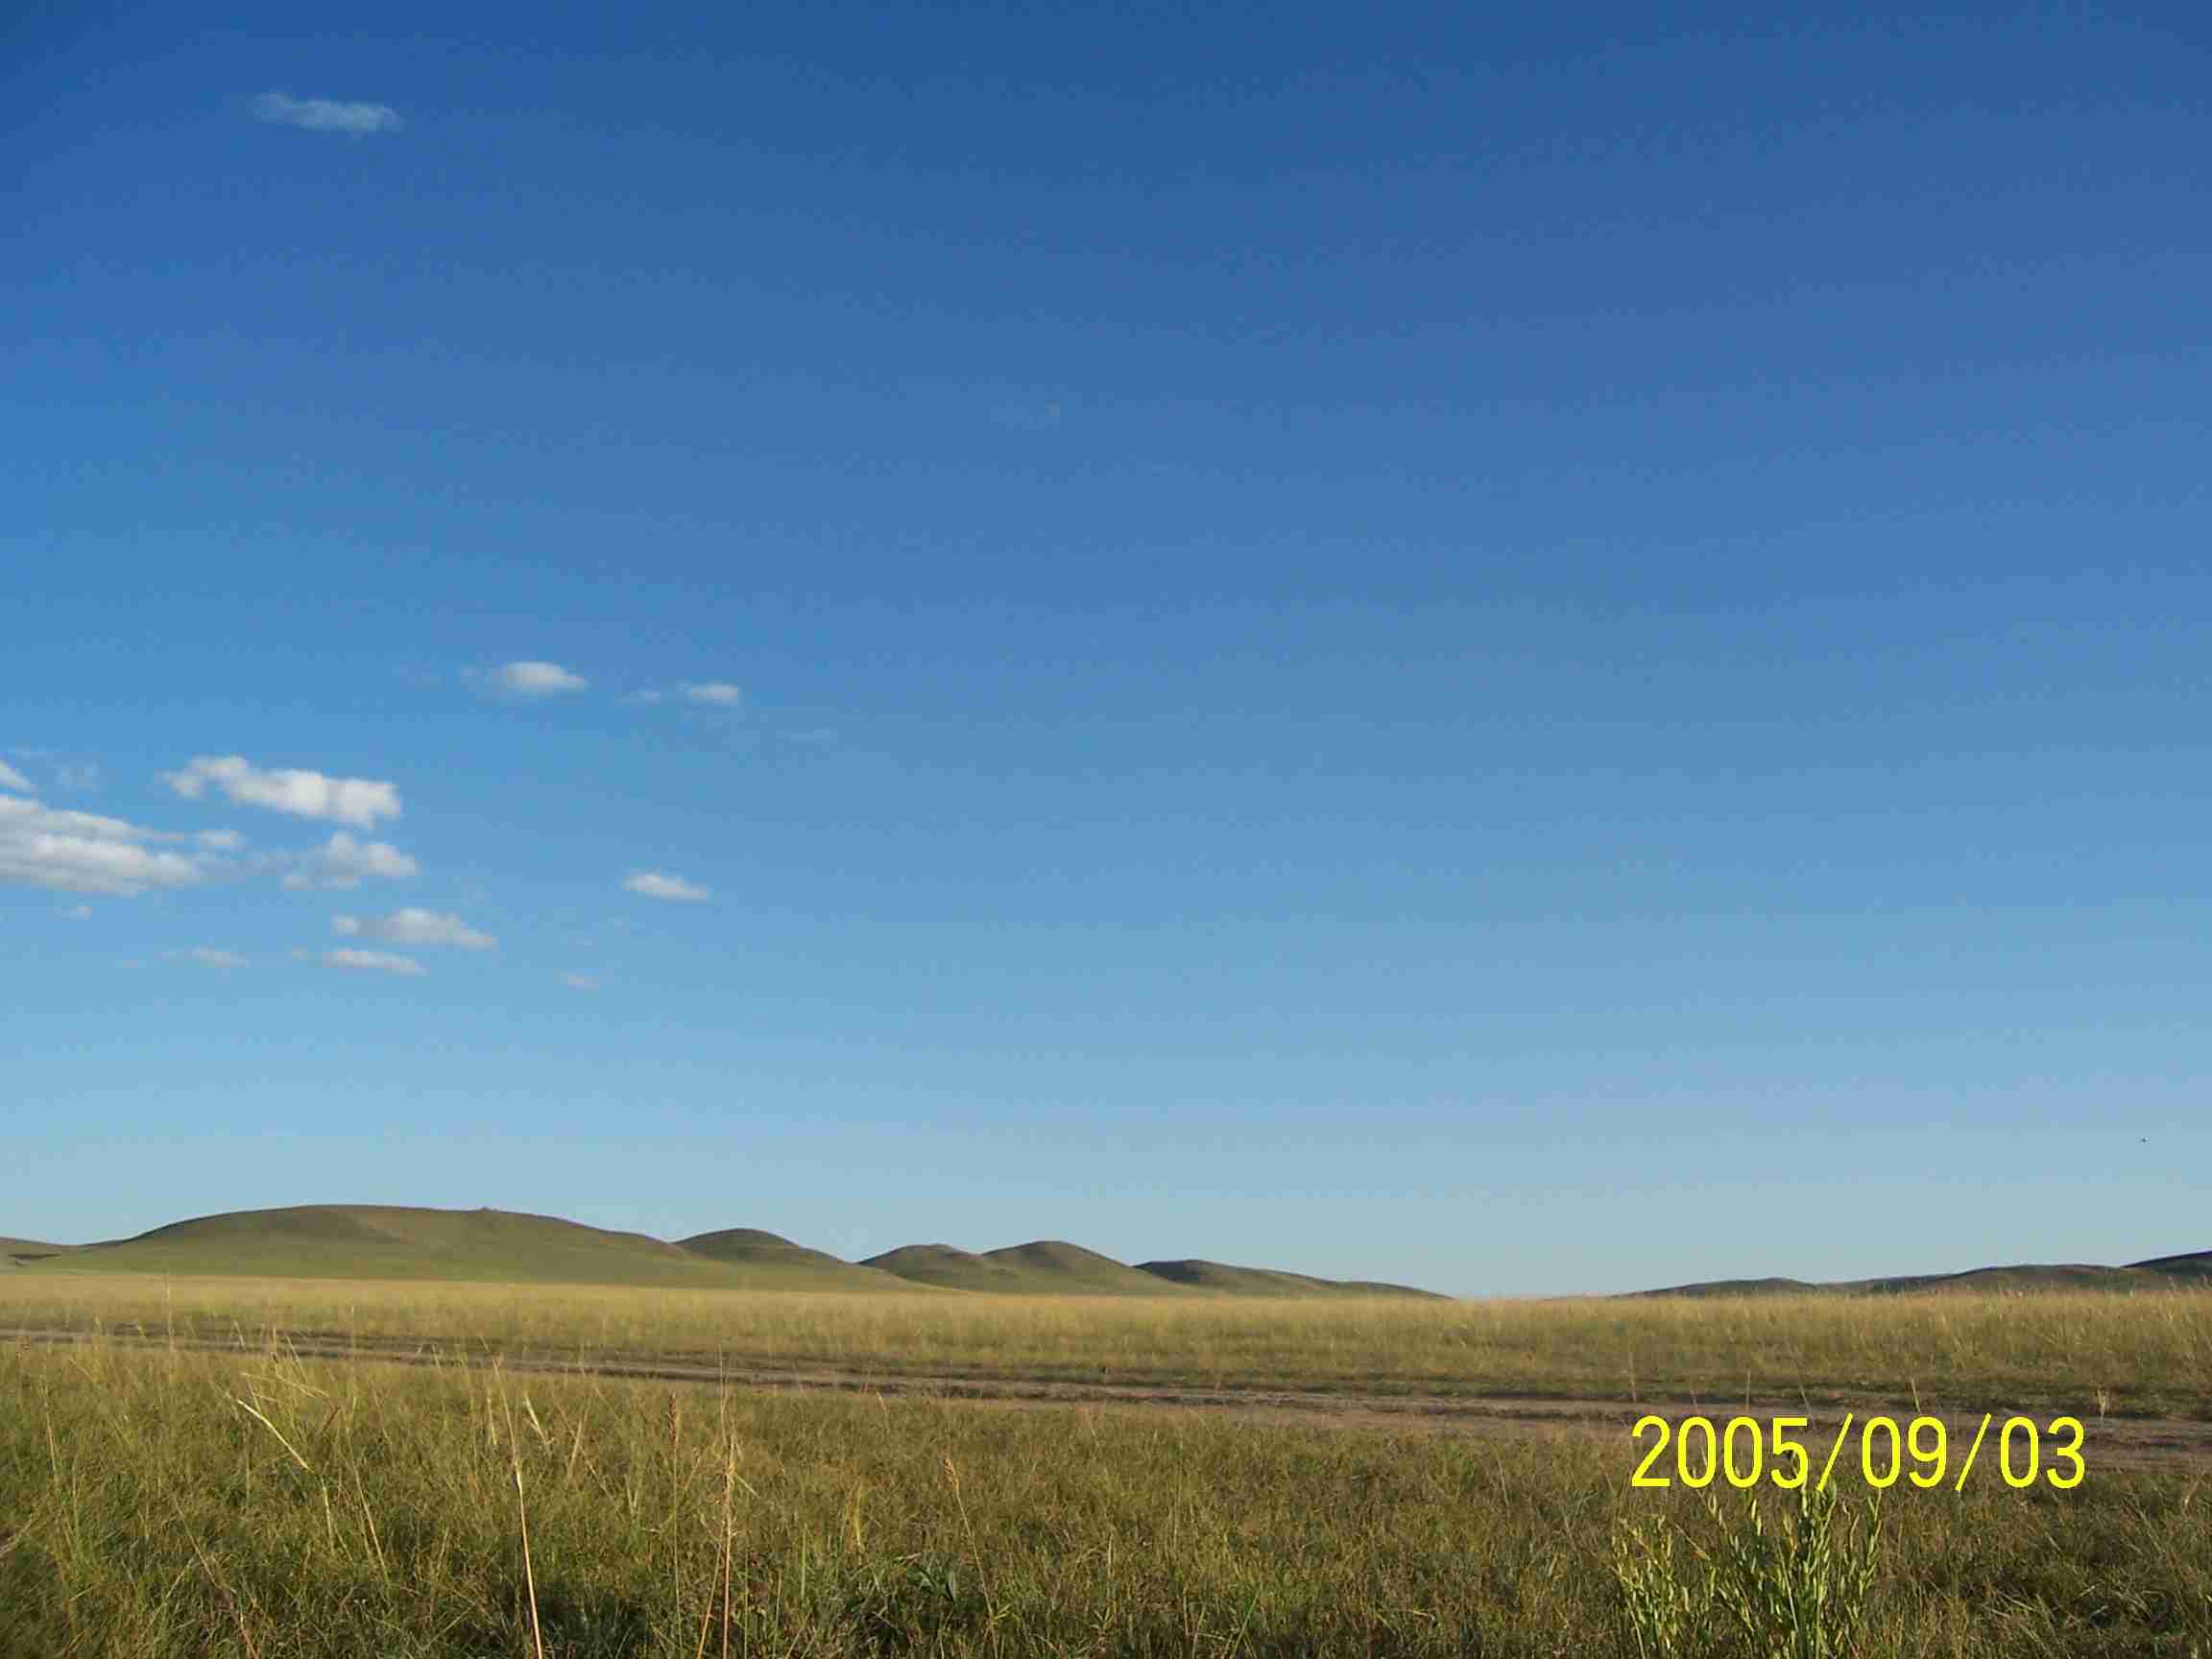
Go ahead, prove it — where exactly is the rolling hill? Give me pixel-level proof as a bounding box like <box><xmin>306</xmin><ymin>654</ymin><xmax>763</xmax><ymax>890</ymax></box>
<box><xmin>1637</xmin><ymin>1250</ymin><xmax>2212</xmax><ymax>1298</ymax></box>
<box><xmin>13</xmin><ymin>1206</ymin><xmax>893</xmax><ymax>1290</ymax></box>
<box><xmin>858</xmin><ymin>1240</ymin><xmax>1198</xmax><ymax>1295</ymax></box>
<box><xmin>0</xmin><ymin>1206</ymin><xmax>1449</xmax><ymax>1296</ymax></box>
<box><xmin>676</xmin><ymin>1228</ymin><xmax>914</xmax><ymax>1290</ymax></box>
<box><xmin>1134</xmin><ymin>1259</ymin><xmax>1448</xmax><ymax>1298</ymax></box>
<box><xmin>0</xmin><ymin>1238</ymin><xmax>73</xmax><ymax>1268</ymax></box>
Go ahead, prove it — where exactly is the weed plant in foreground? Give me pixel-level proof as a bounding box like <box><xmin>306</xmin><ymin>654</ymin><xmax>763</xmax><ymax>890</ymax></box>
<box><xmin>3</xmin><ymin>1340</ymin><xmax>2209</xmax><ymax>1657</ymax></box>
<box><xmin>7</xmin><ymin>1274</ymin><xmax>2212</xmax><ymax>1415</ymax></box>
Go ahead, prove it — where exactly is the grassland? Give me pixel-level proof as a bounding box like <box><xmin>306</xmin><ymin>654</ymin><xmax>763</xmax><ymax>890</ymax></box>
<box><xmin>10</xmin><ymin>1223</ymin><xmax>2211</xmax><ymax>1655</ymax></box>
<box><xmin>9</xmin><ymin>1269</ymin><xmax>2212</xmax><ymax>1418</ymax></box>
<box><xmin>4</xmin><ymin>1329</ymin><xmax>2207</xmax><ymax>1657</ymax></box>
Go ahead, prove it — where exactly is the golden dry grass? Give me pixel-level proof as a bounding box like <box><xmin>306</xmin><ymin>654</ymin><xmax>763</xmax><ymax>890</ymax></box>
<box><xmin>6</xmin><ymin>1269</ymin><xmax>2209</xmax><ymax>1415</ymax></box>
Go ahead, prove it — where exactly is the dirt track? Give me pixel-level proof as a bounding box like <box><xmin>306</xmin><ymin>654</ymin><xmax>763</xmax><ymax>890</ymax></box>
<box><xmin>16</xmin><ymin>1324</ymin><xmax>2211</xmax><ymax>1468</ymax></box>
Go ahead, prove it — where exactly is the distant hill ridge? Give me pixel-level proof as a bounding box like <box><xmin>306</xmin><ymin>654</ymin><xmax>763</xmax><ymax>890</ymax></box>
<box><xmin>0</xmin><ymin>1205</ymin><xmax>1443</xmax><ymax>1297</ymax></box>
<box><xmin>1636</xmin><ymin>1249</ymin><xmax>2212</xmax><ymax>1298</ymax></box>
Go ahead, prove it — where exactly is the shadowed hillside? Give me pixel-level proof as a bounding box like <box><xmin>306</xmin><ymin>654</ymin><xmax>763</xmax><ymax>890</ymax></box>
<box><xmin>0</xmin><ymin>1238</ymin><xmax>73</xmax><ymax>1268</ymax></box>
<box><xmin>864</xmin><ymin>1240</ymin><xmax>1203</xmax><ymax>1295</ymax></box>
<box><xmin>676</xmin><ymin>1228</ymin><xmax>916</xmax><ymax>1290</ymax></box>
<box><xmin>860</xmin><ymin>1244</ymin><xmax>1041</xmax><ymax>1292</ymax></box>
<box><xmin>15</xmin><ymin>1206</ymin><xmax>908</xmax><ymax>1290</ymax></box>
<box><xmin>8</xmin><ymin>1207</ymin><xmax>1453</xmax><ymax>1296</ymax></box>
<box><xmin>1638</xmin><ymin>1250</ymin><xmax>2212</xmax><ymax>1299</ymax></box>
<box><xmin>1135</xmin><ymin>1259</ymin><xmax>1447</xmax><ymax>1298</ymax></box>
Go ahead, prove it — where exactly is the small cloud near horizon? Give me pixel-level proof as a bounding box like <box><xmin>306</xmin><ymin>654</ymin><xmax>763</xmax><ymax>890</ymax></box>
<box><xmin>333</xmin><ymin>908</ymin><xmax>494</xmax><ymax>950</ymax></box>
<box><xmin>681</xmin><ymin>682</ymin><xmax>743</xmax><ymax>708</ymax></box>
<box><xmin>252</xmin><ymin>91</ymin><xmax>401</xmax><ymax>135</ymax></box>
<box><xmin>301</xmin><ymin>947</ymin><xmax>426</xmax><ymax>976</ymax></box>
<box><xmin>562</xmin><ymin>973</ymin><xmax>600</xmax><ymax>991</ymax></box>
<box><xmin>623</xmin><ymin>870</ymin><xmax>709</xmax><ymax>902</ymax></box>
<box><xmin>170</xmin><ymin>947</ymin><xmax>248</xmax><ymax>970</ymax></box>
<box><xmin>494</xmin><ymin>661</ymin><xmax>589</xmax><ymax>698</ymax></box>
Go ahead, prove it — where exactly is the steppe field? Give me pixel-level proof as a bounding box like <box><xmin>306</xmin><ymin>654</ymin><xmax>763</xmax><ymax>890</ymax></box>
<box><xmin>8</xmin><ymin>1228</ymin><xmax>2212</xmax><ymax>1658</ymax></box>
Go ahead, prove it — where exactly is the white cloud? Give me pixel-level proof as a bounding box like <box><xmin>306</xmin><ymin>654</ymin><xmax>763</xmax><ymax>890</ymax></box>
<box><xmin>0</xmin><ymin>795</ymin><xmax>212</xmax><ymax>896</ymax></box>
<box><xmin>623</xmin><ymin>870</ymin><xmax>709</xmax><ymax>902</ymax></box>
<box><xmin>0</xmin><ymin>757</ymin><xmax>31</xmax><ymax>792</ymax></box>
<box><xmin>306</xmin><ymin>948</ymin><xmax>426</xmax><ymax>977</ymax></box>
<box><xmin>60</xmin><ymin>904</ymin><xmax>92</xmax><ymax>921</ymax></box>
<box><xmin>496</xmin><ymin>661</ymin><xmax>588</xmax><ymax>697</ymax></box>
<box><xmin>331</xmin><ymin>908</ymin><xmax>493</xmax><ymax>950</ymax></box>
<box><xmin>562</xmin><ymin>973</ymin><xmax>600</xmax><ymax>991</ymax></box>
<box><xmin>174</xmin><ymin>947</ymin><xmax>248</xmax><ymax>970</ymax></box>
<box><xmin>681</xmin><ymin>682</ymin><xmax>743</xmax><ymax>708</ymax></box>
<box><xmin>252</xmin><ymin>91</ymin><xmax>402</xmax><ymax>136</ymax></box>
<box><xmin>197</xmin><ymin>829</ymin><xmax>246</xmax><ymax>852</ymax></box>
<box><xmin>164</xmin><ymin>756</ymin><xmax>400</xmax><ymax>829</ymax></box>
<box><xmin>281</xmin><ymin>832</ymin><xmax>419</xmax><ymax>891</ymax></box>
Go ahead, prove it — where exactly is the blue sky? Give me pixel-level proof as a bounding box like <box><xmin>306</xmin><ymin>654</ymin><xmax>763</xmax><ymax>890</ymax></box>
<box><xmin>5</xmin><ymin>2</ymin><xmax>2208</xmax><ymax>1295</ymax></box>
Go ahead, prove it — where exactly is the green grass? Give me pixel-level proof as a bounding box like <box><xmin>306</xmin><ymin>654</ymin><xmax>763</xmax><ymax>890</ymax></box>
<box><xmin>4</xmin><ymin>1335</ymin><xmax>2206</xmax><ymax>1658</ymax></box>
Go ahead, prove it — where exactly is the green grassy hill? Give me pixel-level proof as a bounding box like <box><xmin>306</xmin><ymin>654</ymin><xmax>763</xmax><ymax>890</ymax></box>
<box><xmin>676</xmin><ymin>1228</ymin><xmax>917</xmax><ymax>1290</ymax></box>
<box><xmin>863</xmin><ymin>1240</ymin><xmax>1204</xmax><ymax>1295</ymax></box>
<box><xmin>16</xmin><ymin>1206</ymin><xmax>903</xmax><ymax>1290</ymax></box>
<box><xmin>0</xmin><ymin>1238</ymin><xmax>73</xmax><ymax>1268</ymax></box>
<box><xmin>858</xmin><ymin>1244</ymin><xmax>1040</xmax><ymax>1291</ymax></box>
<box><xmin>2</xmin><ymin>1207</ymin><xmax>1452</xmax><ymax>1296</ymax></box>
<box><xmin>1640</xmin><ymin>1252</ymin><xmax>2212</xmax><ymax>1298</ymax></box>
<box><xmin>1134</xmin><ymin>1259</ymin><xmax>1446</xmax><ymax>1298</ymax></box>
<box><xmin>2132</xmin><ymin>1249</ymin><xmax>2212</xmax><ymax>1281</ymax></box>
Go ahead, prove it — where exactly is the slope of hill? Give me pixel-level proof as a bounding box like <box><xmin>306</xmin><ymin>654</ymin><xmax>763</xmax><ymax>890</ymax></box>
<box><xmin>676</xmin><ymin>1228</ymin><xmax>915</xmax><ymax>1290</ymax></box>
<box><xmin>1638</xmin><ymin>1251</ymin><xmax>2212</xmax><ymax>1298</ymax></box>
<box><xmin>2132</xmin><ymin>1249</ymin><xmax>2212</xmax><ymax>1281</ymax></box>
<box><xmin>16</xmin><ymin>1206</ymin><xmax>900</xmax><ymax>1289</ymax></box>
<box><xmin>859</xmin><ymin>1243</ymin><xmax>1038</xmax><ymax>1291</ymax></box>
<box><xmin>1</xmin><ymin>1238</ymin><xmax>74</xmax><ymax>1268</ymax></box>
<box><xmin>864</xmin><ymin>1240</ymin><xmax>1204</xmax><ymax>1295</ymax></box>
<box><xmin>1134</xmin><ymin>1259</ymin><xmax>1445</xmax><ymax>1298</ymax></box>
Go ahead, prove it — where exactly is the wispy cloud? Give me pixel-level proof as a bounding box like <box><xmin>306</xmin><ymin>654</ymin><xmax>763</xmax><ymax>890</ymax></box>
<box><xmin>164</xmin><ymin>756</ymin><xmax>400</xmax><ymax>829</ymax></box>
<box><xmin>170</xmin><ymin>947</ymin><xmax>249</xmax><ymax>970</ymax></box>
<box><xmin>332</xmin><ymin>908</ymin><xmax>493</xmax><ymax>950</ymax></box>
<box><xmin>0</xmin><ymin>757</ymin><xmax>31</xmax><ymax>793</ymax></box>
<box><xmin>252</xmin><ymin>91</ymin><xmax>402</xmax><ymax>136</ymax></box>
<box><xmin>680</xmin><ymin>682</ymin><xmax>743</xmax><ymax>708</ymax></box>
<box><xmin>280</xmin><ymin>831</ymin><xmax>419</xmax><ymax>891</ymax></box>
<box><xmin>0</xmin><ymin>795</ymin><xmax>215</xmax><ymax>896</ymax></box>
<box><xmin>623</xmin><ymin>870</ymin><xmax>710</xmax><ymax>902</ymax></box>
<box><xmin>60</xmin><ymin>904</ymin><xmax>92</xmax><ymax>921</ymax></box>
<box><xmin>303</xmin><ymin>948</ymin><xmax>426</xmax><ymax>976</ymax></box>
<box><xmin>629</xmin><ymin>680</ymin><xmax>743</xmax><ymax>709</ymax></box>
<box><xmin>562</xmin><ymin>973</ymin><xmax>600</xmax><ymax>992</ymax></box>
<box><xmin>495</xmin><ymin>661</ymin><xmax>588</xmax><ymax>697</ymax></box>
